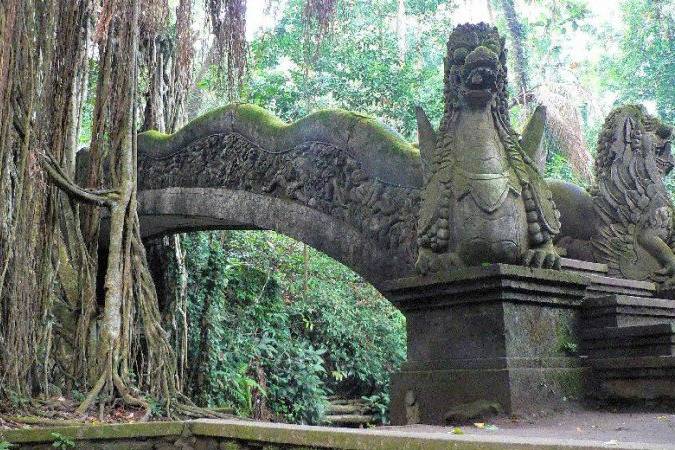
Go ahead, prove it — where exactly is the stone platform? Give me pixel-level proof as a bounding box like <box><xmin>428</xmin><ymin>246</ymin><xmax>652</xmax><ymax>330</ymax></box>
<box><xmin>581</xmin><ymin>294</ymin><xmax>675</xmax><ymax>403</ymax></box>
<box><xmin>2</xmin><ymin>416</ymin><xmax>674</xmax><ymax>449</ymax></box>
<box><xmin>381</xmin><ymin>261</ymin><xmax>675</xmax><ymax>426</ymax></box>
<box><xmin>381</xmin><ymin>264</ymin><xmax>590</xmax><ymax>425</ymax></box>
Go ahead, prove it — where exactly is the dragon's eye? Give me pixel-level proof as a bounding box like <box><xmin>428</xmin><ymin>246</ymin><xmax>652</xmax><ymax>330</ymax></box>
<box><xmin>453</xmin><ymin>47</ymin><xmax>468</xmax><ymax>64</ymax></box>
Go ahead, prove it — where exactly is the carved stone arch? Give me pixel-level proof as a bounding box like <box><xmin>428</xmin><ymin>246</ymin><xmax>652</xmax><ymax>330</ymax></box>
<box><xmin>139</xmin><ymin>188</ymin><xmax>402</xmax><ymax>285</ymax></box>
<box><xmin>136</xmin><ymin>104</ymin><xmax>424</xmax><ymax>287</ymax></box>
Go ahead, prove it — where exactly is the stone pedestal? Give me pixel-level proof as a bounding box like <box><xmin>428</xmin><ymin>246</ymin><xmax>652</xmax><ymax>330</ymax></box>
<box><xmin>381</xmin><ymin>264</ymin><xmax>590</xmax><ymax>425</ymax></box>
<box><xmin>581</xmin><ymin>294</ymin><xmax>675</xmax><ymax>403</ymax></box>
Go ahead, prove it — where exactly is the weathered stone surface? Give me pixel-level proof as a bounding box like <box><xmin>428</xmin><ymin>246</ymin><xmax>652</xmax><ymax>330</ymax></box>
<box><xmin>0</xmin><ymin>422</ymin><xmax>186</xmax><ymax>444</ymax></box>
<box><xmin>219</xmin><ymin>442</ymin><xmax>244</xmax><ymax>450</ymax></box>
<box><xmin>195</xmin><ymin>437</ymin><xmax>219</xmax><ymax>450</ymax></box>
<box><xmin>560</xmin><ymin>258</ymin><xmax>608</xmax><ymax>276</ymax></box>
<box><xmin>579</xmin><ymin>293</ymin><xmax>675</xmax><ymax>404</ymax></box>
<box><xmin>584</xmin><ymin>277</ymin><xmax>656</xmax><ymax>298</ymax></box>
<box><xmin>443</xmin><ymin>400</ymin><xmax>502</xmax><ymax>424</ymax></box>
<box><xmin>137</xmin><ymin>187</ymin><xmax>409</xmax><ymax>286</ymax></box>
<box><xmin>581</xmin><ymin>323</ymin><xmax>675</xmax><ymax>358</ymax></box>
<box><xmin>581</xmin><ymin>295</ymin><xmax>675</xmax><ymax>328</ymax></box>
<box><xmin>5</xmin><ymin>417</ymin><xmax>675</xmax><ymax>450</ymax></box>
<box><xmin>134</xmin><ymin>105</ymin><xmax>422</xmax><ymax>285</ymax></box>
<box><xmin>587</xmin><ymin>356</ymin><xmax>675</xmax><ymax>402</ymax></box>
<box><xmin>591</xmin><ymin>106</ymin><xmax>675</xmax><ymax>286</ymax></box>
<box><xmin>548</xmin><ymin>180</ymin><xmax>596</xmax><ymax>262</ymax></box>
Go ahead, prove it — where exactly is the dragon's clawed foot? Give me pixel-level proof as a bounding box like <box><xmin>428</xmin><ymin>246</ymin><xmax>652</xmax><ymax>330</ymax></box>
<box><xmin>661</xmin><ymin>278</ymin><xmax>675</xmax><ymax>291</ymax></box>
<box><xmin>655</xmin><ymin>261</ymin><xmax>675</xmax><ymax>289</ymax></box>
<box><xmin>416</xmin><ymin>248</ymin><xmax>464</xmax><ymax>275</ymax></box>
<box><xmin>655</xmin><ymin>261</ymin><xmax>675</xmax><ymax>277</ymax></box>
<box><xmin>523</xmin><ymin>243</ymin><xmax>561</xmax><ymax>270</ymax></box>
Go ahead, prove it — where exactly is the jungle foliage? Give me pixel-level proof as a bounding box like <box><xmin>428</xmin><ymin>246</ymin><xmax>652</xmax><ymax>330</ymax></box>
<box><xmin>179</xmin><ymin>231</ymin><xmax>404</xmax><ymax>423</ymax></box>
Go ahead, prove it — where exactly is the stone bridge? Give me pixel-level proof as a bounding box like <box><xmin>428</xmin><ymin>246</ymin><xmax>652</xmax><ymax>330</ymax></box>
<box><xmin>137</xmin><ymin>103</ymin><xmax>423</xmax><ymax>286</ymax></box>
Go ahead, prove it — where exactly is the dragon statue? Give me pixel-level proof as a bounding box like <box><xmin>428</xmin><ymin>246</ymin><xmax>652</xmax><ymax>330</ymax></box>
<box><xmin>551</xmin><ymin>105</ymin><xmax>675</xmax><ymax>286</ymax></box>
<box><xmin>415</xmin><ymin>23</ymin><xmax>562</xmax><ymax>274</ymax></box>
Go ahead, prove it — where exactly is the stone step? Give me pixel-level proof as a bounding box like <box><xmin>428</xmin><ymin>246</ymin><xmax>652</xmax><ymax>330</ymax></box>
<box><xmin>560</xmin><ymin>258</ymin><xmax>608</xmax><ymax>276</ymax></box>
<box><xmin>322</xmin><ymin>414</ymin><xmax>375</xmax><ymax>426</ymax></box>
<box><xmin>582</xmin><ymin>294</ymin><xmax>675</xmax><ymax>328</ymax></box>
<box><xmin>581</xmin><ymin>323</ymin><xmax>675</xmax><ymax>358</ymax></box>
<box><xmin>587</xmin><ymin>356</ymin><xmax>675</xmax><ymax>401</ymax></box>
<box><xmin>322</xmin><ymin>397</ymin><xmax>375</xmax><ymax>427</ymax></box>
<box><xmin>584</xmin><ymin>275</ymin><xmax>656</xmax><ymax>298</ymax></box>
<box><xmin>327</xmin><ymin>403</ymin><xmax>369</xmax><ymax>415</ymax></box>
<box><xmin>557</xmin><ymin>258</ymin><xmax>654</xmax><ymax>298</ymax></box>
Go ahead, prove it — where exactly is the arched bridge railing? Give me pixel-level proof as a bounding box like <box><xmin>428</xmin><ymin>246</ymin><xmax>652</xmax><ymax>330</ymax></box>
<box><xmin>136</xmin><ymin>104</ymin><xmax>423</xmax><ymax>286</ymax></box>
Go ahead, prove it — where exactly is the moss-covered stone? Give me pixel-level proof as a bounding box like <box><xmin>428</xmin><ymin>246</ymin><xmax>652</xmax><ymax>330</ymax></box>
<box><xmin>136</xmin><ymin>103</ymin><xmax>421</xmax><ymax>187</ymax></box>
<box><xmin>3</xmin><ymin>417</ymin><xmax>661</xmax><ymax>450</ymax></box>
<box><xmin>0</xmin><ymin>422</ymin><xmax>185</xmax><ymax>445</ymax></box>
<box><xmin>218</xmin><ymin>441</ymin><xmax>244</xmax><ymax>450</ymax></box>
<box><xmin>554</xmin><ymin>368</ymin><xmax>586</xmax><ymax>400</ymax></box>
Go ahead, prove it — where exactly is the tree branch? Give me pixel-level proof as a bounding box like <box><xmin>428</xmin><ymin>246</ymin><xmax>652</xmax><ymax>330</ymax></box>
<box><xmin>40</xmin><ymin>153</ymin><xmax>119</xmax><ymax>207</ymax></box>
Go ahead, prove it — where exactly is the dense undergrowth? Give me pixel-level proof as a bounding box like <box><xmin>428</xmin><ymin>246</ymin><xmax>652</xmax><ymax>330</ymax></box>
<box><xmin>179</xmin><ymin>231</ymin><xmax>405</xmax><ymax>424</ymax></box>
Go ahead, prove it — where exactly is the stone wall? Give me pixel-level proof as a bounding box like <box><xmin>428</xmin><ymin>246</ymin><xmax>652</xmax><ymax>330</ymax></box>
<box><xmin>1</xmin><ymin>418</ymin><xmax>618</xmax><ymax>450</ymax></box>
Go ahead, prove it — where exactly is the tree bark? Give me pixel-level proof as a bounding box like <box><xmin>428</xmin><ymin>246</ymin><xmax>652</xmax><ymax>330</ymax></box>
<box><xmin>498</xmin><ymin>0</ymin><xmax>529</xmax><ymax>102</ymax></box>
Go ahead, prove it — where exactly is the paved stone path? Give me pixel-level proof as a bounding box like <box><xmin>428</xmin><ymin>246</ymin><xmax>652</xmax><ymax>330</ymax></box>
<box><xmin>388</xmin><ymin>411</ymin><xmax>675</xmax><ymax>448</ymax></box>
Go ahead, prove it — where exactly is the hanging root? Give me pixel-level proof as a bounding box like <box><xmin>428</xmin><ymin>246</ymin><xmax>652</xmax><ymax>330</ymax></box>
<box><xmin>75</xmin><ymin>368</ymin><xmax>108</xmax><ymax>416</ymax></box>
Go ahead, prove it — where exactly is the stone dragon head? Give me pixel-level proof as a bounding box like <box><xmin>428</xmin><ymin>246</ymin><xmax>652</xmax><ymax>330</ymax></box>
<box><xmin>595</xmin><ymin>104</ymin><xmax>674</xmax><ymax>179</ymax></box>
<box><xmin>444</xmin><ymin>23</ymin><xmax>508</xmax><ymax>113</ymax></box>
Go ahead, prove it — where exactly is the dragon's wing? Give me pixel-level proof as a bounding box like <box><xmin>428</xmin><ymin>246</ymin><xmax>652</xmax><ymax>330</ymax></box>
<box><xmin>415</xmin><ymin>106</ymin><xmax>438</xmax><ymax>184</ymax></box>
<box><xmin>520</xmin><ymin>105</ymin><xmax>547</xmax><ymax>174</ymax></box>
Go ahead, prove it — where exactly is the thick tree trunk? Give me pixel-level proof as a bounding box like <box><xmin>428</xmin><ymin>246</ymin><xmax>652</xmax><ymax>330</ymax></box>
<box><xmin>141</xmin><ymin>0</ymin><xmax>193</xmax><ymax>394</ymax></box>
<box><xmin>73</xmin><ymin>0</ymin><xmax>188</xmax><ymax>417</ymax></box>
<box><xmin>498</xmin><ymin>0</ymin><xmax>529</xmax><ymax>102</ymax></box>
<box><xmin>0</xmin><ymin>0</ymin><xmax>94</xmax><ymax>400</ymax></box>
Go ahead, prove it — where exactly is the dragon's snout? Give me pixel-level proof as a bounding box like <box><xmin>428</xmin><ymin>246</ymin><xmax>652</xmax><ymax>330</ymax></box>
<box><xmin>461</xmin><ymin>46</ymin><xmax>499</xmax><ymax>91</ymax></box>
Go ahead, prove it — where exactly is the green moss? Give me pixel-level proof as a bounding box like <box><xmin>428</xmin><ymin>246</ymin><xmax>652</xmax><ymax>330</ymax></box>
<box><xmin>353</xmin><ymin>114</ymin><xmax>417</xmax><ymax>157</ymax></box>
<box><xmin>219</xmin><ymin>442</ymin><xmax>244</xmax><ymax>450</ymax></box>
<box><xmin>554</xmin><ymin>369</ymin><xmax>585</xmax><ymax>399</ymax></box>
<box><xmin>139</xmin><ymin>102</ymin><xmax>416</xmax><ymax>158</ymax></box>
<box><xmin>555</xmin><ymin>321</ymin><xmax>578</xmax><ymax>356</ymax></box>
<box><xmin>139</xmin><ymin>129</ymin><xmax>172</xmax><ymax>142</ymax></box>
<box><xmin>182</xmin><ymin>105</ymin><xmax>233</xmax><ymax>131</ymax></box>
<box><xmin>0</xmin><ymin>422</ymin><xmax>185</xmax><ymax>445</ymax></box>
<box><xmin>233</xmin><ymin>103</ymin><xmax>287</xmax><ymax>130</ymax></box>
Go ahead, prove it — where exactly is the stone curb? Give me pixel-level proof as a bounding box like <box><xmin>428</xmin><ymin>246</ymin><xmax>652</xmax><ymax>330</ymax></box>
<box><xmin>190</xmin><ymin>419</ymin><xmax>673</xmax><ymax>450</ymax></box>
<box><xmin>2</xmin><ymin>419</ymin><xmax>673</xmax><ymax>450</ymax></box>
<box><xmin>0</xmin><ymin>421</ymin><xmax>186</xmax><ymax>443</ymax></box>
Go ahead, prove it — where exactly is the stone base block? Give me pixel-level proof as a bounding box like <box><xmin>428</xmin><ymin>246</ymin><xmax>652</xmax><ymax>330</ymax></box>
<box><xmin>391</xmin><ymin>359</ymin><xmax>586</xmax><ymax>425</ymax></box>
<box><xmin>382</xmin><ymin>264</ymin><xmax>590</xmax><ymax>425</ymax></box>
<box><xmin>582</xmin><ymin>295</ymin><xmax>675</xmax><ymax>328</ymax></box>
<box><xmin>581</xmin><ymin>324</ymin><xmax>675</xmax><ymax>358</ymax></box>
